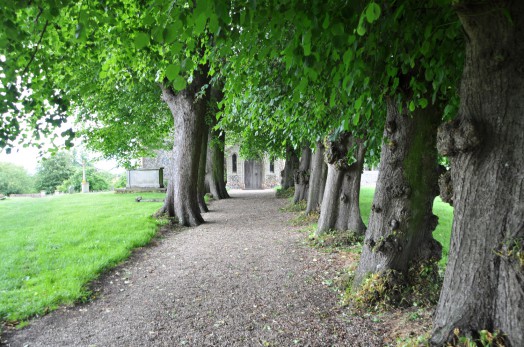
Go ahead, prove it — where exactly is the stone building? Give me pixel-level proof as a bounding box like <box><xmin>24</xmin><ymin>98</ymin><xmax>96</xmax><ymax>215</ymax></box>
<box><xmin>141</xmin><ymin>145</ymin><xmax>284</xmax><ymax>190</ymax></box>
<box><xmin>225</xmin><ymin>145</ymin><xmax>284</xmax><ymax>189</ymax></box>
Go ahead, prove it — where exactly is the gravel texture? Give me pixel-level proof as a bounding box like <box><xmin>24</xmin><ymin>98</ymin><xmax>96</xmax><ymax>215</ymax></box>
<box><xmin>3</xmin><ymin>190</ymin><xmax>383</xmax><ymax>346</ymax></box>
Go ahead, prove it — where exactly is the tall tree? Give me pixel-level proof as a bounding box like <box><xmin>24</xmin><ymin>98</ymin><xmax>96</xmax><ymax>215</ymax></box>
<box><xmin>34</xmin><ymin>151</ymin><xmax>76</xmax><ymax>193</ymax></box>
<box><xmin>161</xmin><ymin>68</ymin><xmax>210</xmax><ymax>226</ymax></box>
<box><xmin>354</xmin><ymin>99</ymin><xmax>443</xmax><ymax>287</ymax></box>
<box><xmin>431</xmin><ymin>2</ymin><xmax>524</xmax><ymax>345</ymax></box>
<box><xmin>293</xmin><ymin>145</ymin><xmax>312</xmax><ymax>203</ymax></box>
<box><xmin>305</xmin><ymin>141</ymin><xmax>328</xmax><ymax>214</ymax></box>
<box><xmin>316</xmin><ymin>132</ymin><xmax>366</xmax><ymax>235</ymax></box>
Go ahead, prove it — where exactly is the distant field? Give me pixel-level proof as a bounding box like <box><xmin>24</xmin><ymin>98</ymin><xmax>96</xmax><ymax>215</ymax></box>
<box><xmin>0</xmin><ymin>192</ymin><xmax>165</xmax><ymax>323</ymax></box>
<box><xmin>359</xmin><ymin>188</ymin><xmax>453</xmax><ymax>267</ymax></box>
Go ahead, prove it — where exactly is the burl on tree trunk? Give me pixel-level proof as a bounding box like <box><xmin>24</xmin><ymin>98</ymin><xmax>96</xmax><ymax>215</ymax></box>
<box><xmin>281</xmin><ymin>145</ymin><xmax>299</xmax><ymax>190</ymax></box>
<box><xmin>316</xmin><ymin>132</ymin><xmax>366</xmax><ymax>236</ymax></box>
<box><xmin>431</xmin><ymin>3</ymin><xmax>524</xmax><ymax>346</ymax></box>
<box><xmin>353</xmin><ymin>98</ymin><xmax>442</xmax><ymax>292</ymax></box>
<box><xmin>306</xmin><ymin>141</ymin><xmax>328</xmax><ymax>214</ymax></box>
<box><xmin>160</xmin><ymin>70</ymin><xmax>209</xmax><ymax>227</ymax></box>
<box><xmin>293</xmin><ymin>145</ymin><xmax>312</xmax><ymax>203</ymax></box>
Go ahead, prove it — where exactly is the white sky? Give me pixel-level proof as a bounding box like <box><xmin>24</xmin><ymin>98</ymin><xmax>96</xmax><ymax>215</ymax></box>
<box><xmin>0</xmin><ymin>146</ymin><xmax>123</xmax><ymax>175</ymax></box>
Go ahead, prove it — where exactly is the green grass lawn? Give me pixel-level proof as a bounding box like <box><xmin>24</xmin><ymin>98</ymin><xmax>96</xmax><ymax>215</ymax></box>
<box><xmin>359</xmin><ymin>188</ymin><xmax>453</xmax><ymax>267</ymax></box>
<box><xmin>0</xmin><ymin>192</ymin><xmax>165</xmax><ymax>323</ymax></box>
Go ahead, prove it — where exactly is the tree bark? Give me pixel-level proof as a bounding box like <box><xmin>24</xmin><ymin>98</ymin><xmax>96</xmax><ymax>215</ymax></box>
<box><xmin>205</xmin><ymin>87</ymin><xmax>230</xmax><ymax>200</ymax></box>
<box><xmin>293</xmin><ymin>145</ymin><xmax>312</xmax><ymax>203</ymax></box>
<box><xmin>306</xmin><ymin>141</ymin><xmax>328</xmax><ymax>214</ymax></box>
<box><xmin>160</xmin><ymin>70</ymin><xmax>209</xmax><ymax>227</ymax></box>
<box><xmin>353</xmin><ymin>98</ymin><xmax>442</xmax><ymax>289</ymax></box>
<box><xmin>205</xmin><ymin>129</ymin><xmax>230</xmax><ymax>199</ymax></box>
<box><xmin>431</xmin><ymin>3</ymin><xmax>524</xmax><ymax>346</ymax></box>
<box><xmin>316</xmin><ymin>132</ymin><xmax>366</xmax><ymax>236</ymax></box>
<box><xmin>197</xmin><ymin>121</ymin><xmax>209</xmax><ymax>213</ymax></box>
<box><xmin>155</xmin><ymin>180</ymin><xmax>175</xmax><ymax>218</ymax></box>
<box><xmin>281</xmin><ymin>145</ymin><xmax>299</xmax><ymax>189</ymax></box>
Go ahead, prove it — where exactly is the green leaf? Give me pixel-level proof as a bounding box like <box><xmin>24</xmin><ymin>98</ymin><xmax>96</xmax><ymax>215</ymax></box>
<box><xmin>353</xmin><ymin>113</ymin><xmax>360</xmax><ymax>126</ymax></box>
<box><xmin>365</xmin><ymin>3</ymin><xmax>381</xmax><ymax>24</ymax></box>
<box><xmin>302</xmin><ymin>30</ymin><xmax>312</xmax><ymax>56</ymax></box>
<box><xmin>164</xmin><ymin>22</ymin><xmax>182</xmax><ymax>44</ymax></box>
<box><xmin>172</xmin><ymin>75</ymin><xmax>187</xmax><ymax>91</ymax></box>
<box><xmin>355</xmin><ymin>96</ymin><xmax>363</xmax><ymax>109</ymax></box>
<box><xmin>143</xmin><ymin>14</ymin><xmax>155</xmax><ymax>26</ymax></box>
<box><xmin>419</xmin><ymin>98</ymin><xmax>428</xmax><ymax>109</ymax></box>
<box><xmin>134</xmin><ymin>32</ymin><xmax>150</xmax><ymax>49</ymax></box>
<box><xmin>208</xmin><ymin>14</ymin><xmax>219</xmax><ymax>34</ymax></box>
<box><xmin>194</xmin><ymin>12</ymin><xmax>207</xmax><ymax>35</ymax></box>
<box><xmin>409</xmin><ymin>101</ymin><xmax>416</xmax><ymax>112</ymax></box>
<box><xmin>343</xmin><ymin>48</ymin><xmax>353</xmax><ymax>66</ymax></box>
<box><xmin>357</xmin><ymin>16</ymin><xmax>367</xmax><ymax>36</ymax></box>
<box><xmin>165</xmin><ymin>64</ymin><xmax>180</xmax><ymax>81</ymax></box>
<box><xmin>322</xmin><ymin>14</ymin><xmax>330</xmax><ymax>29</ymax></box>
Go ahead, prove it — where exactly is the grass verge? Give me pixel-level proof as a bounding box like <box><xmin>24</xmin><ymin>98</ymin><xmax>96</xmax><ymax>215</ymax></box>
<box><xmin>0</xmin><ymin>192</ymin><xmax>165</xmax><ymax>324</ymax></box>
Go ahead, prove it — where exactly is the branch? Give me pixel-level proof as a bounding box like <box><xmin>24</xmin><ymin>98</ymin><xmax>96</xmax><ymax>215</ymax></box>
<box><xmin>21</xmin><ymin>19</ymin><xmax>49</xmax><ymax>76</ymax></box>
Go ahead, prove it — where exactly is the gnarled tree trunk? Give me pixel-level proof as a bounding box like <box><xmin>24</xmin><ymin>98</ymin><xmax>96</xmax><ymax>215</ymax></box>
<box><xmin>160</xmin><ymin>70</ymin><xmax>209</xmax><ymax>227</ymax></box>
<box><xmin>316</xmin><ymin>132</ymin><xmax>366</xmax><ymax>236</ymax></box>
<box><xmin>431</xmin><ymin>3</ymin><xmax>524</xmax><ymax>346</ymax></box>
<box><xmin>293</xmin><ymin>145</ymin><xmax>312</xmax><ymax>203</ymax></box>
<box><xmin>281</xmin><ymin>145</ymin><xmax>299</xmax><ymax>189</ymax></box>
<box><xmin>306</xmin><ymin>141</ymin><xmax>328</xmax><ymax>214</ymax></box>
<box><xmin>353</xmin><ymin>98</ymin><xmax>442</xmax><ymax>290</ymax></box>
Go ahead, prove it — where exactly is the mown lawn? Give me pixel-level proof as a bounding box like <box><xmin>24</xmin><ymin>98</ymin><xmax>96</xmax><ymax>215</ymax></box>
<box><xmin>0</xmin><ymin>192</ymin><xmax>165</xmax><ymax>323</ymax></box>
<box><xmin>360</xmin><ymin>188</ymin><xmax>453</xmax><ymax>267</ymax></box>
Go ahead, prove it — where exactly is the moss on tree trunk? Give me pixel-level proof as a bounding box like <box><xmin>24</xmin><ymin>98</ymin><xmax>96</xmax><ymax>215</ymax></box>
<box><xmin>352</xmin><ymin>97</ymin><xmax>442</xmax><ymax>304</ymax></box>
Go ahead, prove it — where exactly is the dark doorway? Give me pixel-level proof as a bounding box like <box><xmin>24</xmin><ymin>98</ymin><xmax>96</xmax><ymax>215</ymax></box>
<box><xmin>244</xmin><ymin>160</ymin><xmax>263</xmax><ymax>189</ymax></box>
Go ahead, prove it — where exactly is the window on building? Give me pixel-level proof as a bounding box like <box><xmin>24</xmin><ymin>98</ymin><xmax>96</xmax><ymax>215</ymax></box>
<box><xmin>232</xmin><ymin>154</ymin><xmax>237</xmax><ymax>173</ymax></box>
<box><xmin>269</xmin><ymin>160</ymin><xmax>275</xmax><ymax>173</ymax></box>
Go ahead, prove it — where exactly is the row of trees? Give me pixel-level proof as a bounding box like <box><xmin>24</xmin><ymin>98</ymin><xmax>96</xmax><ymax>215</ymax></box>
<box><xmin>1</xmin><ymin>0</ymin><xmax>522</xmax><ymax>345</ymax></box>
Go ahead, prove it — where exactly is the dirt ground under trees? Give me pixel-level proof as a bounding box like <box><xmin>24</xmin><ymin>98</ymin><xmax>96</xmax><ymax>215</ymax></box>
<box><xmin>3</xmin><ymin>190</ymin><xmax>387</xmax><ymax>346</ymax></box>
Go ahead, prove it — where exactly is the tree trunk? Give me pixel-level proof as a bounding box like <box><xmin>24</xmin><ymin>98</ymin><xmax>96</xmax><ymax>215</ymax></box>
<box><xmin>316</xmin><ymin>132</ymin><xmax>366</xmax><ymax>236</ymax></box>
<box><xmin>160</xmin><ymin>70</ymin><xmax>209</xmax><ymax>227</ymax></box>
<box><xmin>197</xmin><ymin>121</ymin><xmax>209</xmax><ymax>213</ymax></box>
<box><xmin>281</xmin><ymin>145</ymin><xmax>299</xmax><ymax>189</ymax></box>
<box><xmin>293</xmin><ymin>145</ymin><xmax>312</xmax><ymax>203</ymax></box>
<box><xmin>205</xmin><ymin>87</ymin><xmax>230</xmax><ymax>200</ymax></box>
<box><xmin>353</xmin><ymin>98</ymin><xmax>442</xmax><ymax>290</ymax></box>
<box><xmin>155</xmin><ymin>180</ymin><xmax>175</xmax><ymax>218</ymax></box>
<box><xmin>431</xmin><ymin>3</ymin><xmax>524</xmax><ymax>346</ymax></box>
<box><xmin>205</xmin><ymin>129</ymin><xmax>230</xmax><ymax>199</ymax></box>
<box><xmin>306</xmin><ymin>141</ymin><xmax>328</xmax><ymax>214</ymax></box>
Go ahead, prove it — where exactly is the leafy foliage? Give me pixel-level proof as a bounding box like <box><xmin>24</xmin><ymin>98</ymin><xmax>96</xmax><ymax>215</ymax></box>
<box><xmin>34</xmin><ymin>151</ymin><xmax>76</xmax><ymax>193</ymax></box>
<box><xmin>0</xmin><ymin>162</ymin><xmax>35</xmax><ymax>195</ymax></box>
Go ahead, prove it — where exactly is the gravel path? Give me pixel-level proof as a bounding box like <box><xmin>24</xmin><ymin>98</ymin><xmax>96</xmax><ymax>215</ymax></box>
<box><xmin>4</xmin><ymin>190</ymin><xmax>383</xmax><ymax>346</ymax></box>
